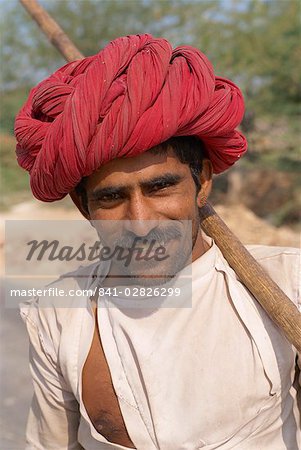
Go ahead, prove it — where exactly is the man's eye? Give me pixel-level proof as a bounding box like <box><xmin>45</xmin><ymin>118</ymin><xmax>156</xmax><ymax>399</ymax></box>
<box><xmin>99</xmin><ymin>193</ymin><xmax>121</xmax><ymax>202</ymax></box>
<box><xmin>151</xmin><ymin>182</ymin><xmax>171</xmax><ymax>192</ymax></box>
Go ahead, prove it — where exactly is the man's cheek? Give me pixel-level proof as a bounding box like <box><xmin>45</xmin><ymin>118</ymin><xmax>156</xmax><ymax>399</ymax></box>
<box><xmin>157</xmin><ymin>197</ymin><xmax>193</xmax><ymax>216</ymax></box>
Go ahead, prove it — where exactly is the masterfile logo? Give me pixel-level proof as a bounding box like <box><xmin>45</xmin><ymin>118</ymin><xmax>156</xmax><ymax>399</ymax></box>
<box><xmin>4</xmin><ymin>219</ymin><xmax>193</xmax><ymax>308</ymax></box>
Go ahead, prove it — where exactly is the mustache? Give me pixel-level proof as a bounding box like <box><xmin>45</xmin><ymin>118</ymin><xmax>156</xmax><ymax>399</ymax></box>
<box><xmin>112</xmin><ymin>225</ymin><xmax>183</xmax><ymax>249</ymax></box>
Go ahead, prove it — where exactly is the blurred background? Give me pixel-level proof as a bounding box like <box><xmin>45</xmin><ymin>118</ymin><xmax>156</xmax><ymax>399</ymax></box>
<box><xmin>0</xmin><ymin>0</ymin><xmax>300</xmax><ymax>448</ymax></box>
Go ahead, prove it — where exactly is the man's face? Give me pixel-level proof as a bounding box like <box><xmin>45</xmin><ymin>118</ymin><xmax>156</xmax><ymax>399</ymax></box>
<box><xmin>78</xmin><ymin>147</ymin><xmax>212</xmax><ymax>284</ymax></box>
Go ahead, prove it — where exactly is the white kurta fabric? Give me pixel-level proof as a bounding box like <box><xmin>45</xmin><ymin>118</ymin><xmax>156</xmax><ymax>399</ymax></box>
<box><xmin>20</xmin><ymin>238</ymin><xmax>301</xmax><ymax>450</ymax></box>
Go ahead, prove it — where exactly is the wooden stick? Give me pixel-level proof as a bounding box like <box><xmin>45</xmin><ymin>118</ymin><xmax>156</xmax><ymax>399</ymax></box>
<box><xmin>199</xmin><ymin>203</ymin><xmax>301</xmax><ymax>352</ymax></box>
<box><xmin>20</xmin><ymin>0</ymin><xmax>84</xmax><ymax>62</ymax></box>
<box><xmin>20</xmin><ymin>0</ymin><xmax>301</xmax><ymax>352</ymax></box>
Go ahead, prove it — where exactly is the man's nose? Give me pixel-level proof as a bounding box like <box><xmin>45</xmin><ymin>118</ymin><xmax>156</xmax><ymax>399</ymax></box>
<box><xmin>124</xmin><ymin>193</ymin><xmax>159</xmax><ymax>237</ymax></box>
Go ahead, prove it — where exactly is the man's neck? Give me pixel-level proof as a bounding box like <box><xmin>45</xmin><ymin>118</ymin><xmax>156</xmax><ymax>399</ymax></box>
<box><xmin>191</xmin><ymin>228</ymin><xmax>211</xmax><ymax>262</ymax></box>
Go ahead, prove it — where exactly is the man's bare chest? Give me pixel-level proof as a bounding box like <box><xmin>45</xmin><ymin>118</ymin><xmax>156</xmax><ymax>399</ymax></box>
<box><xmin>82</xmin><ymin>309</ymin><xmax>135</xmax><ymax>448</ymax></box>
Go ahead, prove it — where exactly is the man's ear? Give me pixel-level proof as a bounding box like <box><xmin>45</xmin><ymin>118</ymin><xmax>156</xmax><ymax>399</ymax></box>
<box><xmin>197</xmin><ymin>159</ymin><xmax>213</xmax><ymax>208</ymax></box>
<box><xmin>69</xmin><ymin>190</ymin><xmax>91</xmax><ymax>220</ymax></box>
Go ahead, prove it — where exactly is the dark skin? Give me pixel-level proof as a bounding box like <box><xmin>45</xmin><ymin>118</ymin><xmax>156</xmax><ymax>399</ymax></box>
<box><xmin>72</xmin><ymin>147</ymin><xmax>213</xmax><ymax>447</ymax></box>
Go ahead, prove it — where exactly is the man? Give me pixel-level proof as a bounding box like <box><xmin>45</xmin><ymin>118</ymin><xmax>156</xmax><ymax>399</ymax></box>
<box><xmin>15</xmin><ymin>34</ymin><xmax>300</xmax><ymax>449</ymax></box>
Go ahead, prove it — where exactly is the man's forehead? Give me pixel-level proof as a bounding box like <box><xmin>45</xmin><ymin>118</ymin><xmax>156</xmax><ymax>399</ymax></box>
<box><xmin>85</xmin><ymin>147</ymin><xmax>187</xmax><ymax>188</ymax></box>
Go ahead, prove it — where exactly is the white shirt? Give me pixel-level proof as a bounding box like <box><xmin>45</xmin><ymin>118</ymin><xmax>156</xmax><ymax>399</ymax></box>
<box><xmin>20</xmin><ymin>238</ymin><xmax>301</xmax><ymax>449</ymax></box>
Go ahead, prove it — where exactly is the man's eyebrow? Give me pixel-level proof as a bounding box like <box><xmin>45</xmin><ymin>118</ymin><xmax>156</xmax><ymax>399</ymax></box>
<box><xmin>89</xmin><ymin>173</ymin><xmax>183</xmax><ymax>200</ymax></box>
<box><xmin>89</xmin><ymin>185</ymin><xmax>126</xmax><ymax>200</ymax></box>
<box><xmin>140</xmin><ymin>173</ymin><xmax>183</xmax><ymax>189</ymax></box>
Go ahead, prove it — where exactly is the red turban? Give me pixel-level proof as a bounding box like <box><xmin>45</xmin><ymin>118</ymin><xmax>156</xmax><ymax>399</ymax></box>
<box><xmin>15</xmin><ymin>34</ymin><xmax>247</xmax><ymax>202</ymax></box>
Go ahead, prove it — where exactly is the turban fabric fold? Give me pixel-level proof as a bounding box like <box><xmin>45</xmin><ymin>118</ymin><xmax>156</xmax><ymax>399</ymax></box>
<box><xmin>14</xmin><ymin>34</ymin><xmax>247</xmax><ymax>202</ymax></box>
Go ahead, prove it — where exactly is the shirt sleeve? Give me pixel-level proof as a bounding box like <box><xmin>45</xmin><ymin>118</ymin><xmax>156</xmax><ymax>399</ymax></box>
<box><xmin>247</xmin><ymin>246</ymin><xmax>301</xmax><ymax>384</ymax></box>
<box><xmin>294</xmin><ymin>253</ymin><xmax>301</xmax><ymax>388</ymax></box>
<box><xmin>291</xmin><ymin>254</ymin><xmax>301</xmax><ymax>416</ymax></box>
<box><xmin>22</xmin><ymin>306</ymin><xmax>83</xmax><ymax>450</ymax></box>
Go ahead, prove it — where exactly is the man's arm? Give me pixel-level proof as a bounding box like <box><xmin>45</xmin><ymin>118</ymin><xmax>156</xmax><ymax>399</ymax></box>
<box><xmin>22</xmin><ymin>308</ymin><xmax>83</xmax><ymax>450</ymax></box>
